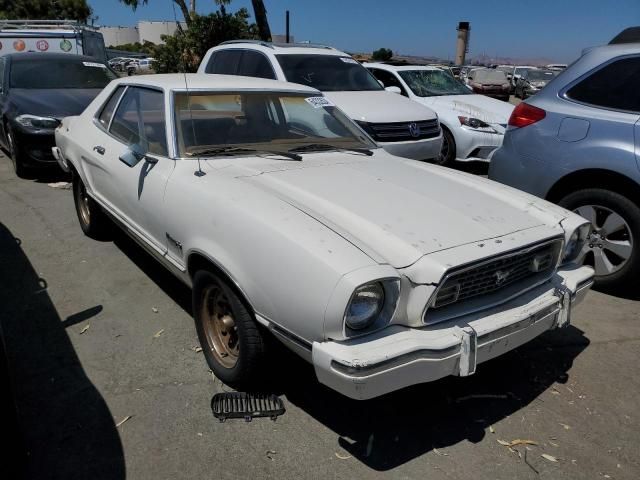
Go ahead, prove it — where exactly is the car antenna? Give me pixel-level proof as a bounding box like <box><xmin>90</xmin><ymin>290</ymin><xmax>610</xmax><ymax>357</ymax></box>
<box><xmin>171</xmin><ymin>1</ymin><xmax>205</xmax><ymax>177</ymax></box>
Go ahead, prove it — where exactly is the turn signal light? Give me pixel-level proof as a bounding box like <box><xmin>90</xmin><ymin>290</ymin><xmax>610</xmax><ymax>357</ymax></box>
<box><xmin>508</xmin><ymin>102</ymin><xmax>546</xmax><ymax>128</ymax></box>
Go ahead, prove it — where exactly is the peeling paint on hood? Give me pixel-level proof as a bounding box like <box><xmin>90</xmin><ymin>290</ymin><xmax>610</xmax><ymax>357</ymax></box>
<box><xmin>232</xmin><ymin>151</ymin><xmax>567</xmax><ymax>268</ymax></box>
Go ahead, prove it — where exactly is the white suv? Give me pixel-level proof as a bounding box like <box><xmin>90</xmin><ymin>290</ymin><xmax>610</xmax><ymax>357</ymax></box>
<box><xmin>197</xmin><ymin>41</ymin><xmax>443</xmax><ymax>161</ymax></box>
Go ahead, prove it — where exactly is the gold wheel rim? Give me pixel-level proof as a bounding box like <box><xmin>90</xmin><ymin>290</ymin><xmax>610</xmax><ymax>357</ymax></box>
<box><xmin>78</xmin><ymin>182</ymin><xmax>91</xmax><ymax>226</ymax></box>
<box><xmin>201</xmin><ymin>285</ymin><xmax>239</xmax><ymax>369</ymax></box>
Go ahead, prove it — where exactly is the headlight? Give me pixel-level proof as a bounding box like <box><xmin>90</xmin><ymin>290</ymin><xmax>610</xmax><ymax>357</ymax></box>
<box><xmin>563</xmin><ymin>223</ymin><xmax>591</xmax><ymax>263</ymax></box>
<box><xmin>458</xmin><ymin>116</ymin><xmax>499</xmax><ymax>134</ymax></box>
<box><xmin>15</xmin><ymin>114</ymin><xmax>60</xmax><ymax>130</ymax></box>
<box><xmin>345</xmin><ymin>282</ymin><xmax>385</xmax><ymax>330</ymax></box>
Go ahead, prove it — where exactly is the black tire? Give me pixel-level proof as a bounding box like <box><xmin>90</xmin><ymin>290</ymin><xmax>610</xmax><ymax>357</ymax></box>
<box><xmin>6</xmin><ymin>125</ymin><xmax>29</xmax><ymax>179</ymax></box>
<box><xmin>559</xmin><ymin>188</ymin><xmax>640</xmax><ymax>292</ymax></box>
<box><xmin>72</xmin><ymin>174</ymin><xmax>110</xmax><ymax>239</ymax></box>
<box><xmin>434</xmin><ymin>128</ymin><xmax>456</xmax><ymax>167</ymax></box>
<box><xmin>192</xmin><ymin>270</ymin><xmax>267</xmax><ymax>387</ymax></box>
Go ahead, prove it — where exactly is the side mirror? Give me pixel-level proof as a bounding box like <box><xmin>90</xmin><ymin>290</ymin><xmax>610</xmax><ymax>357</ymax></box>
<box><xmin>385</xmin><ymin>86</ymin><xmax>402</xmax><ymax>94</ymax></box>
<box><xmin>119</xmin><ymin>144</ymin><xmax>158</xmax><ymax>167</ymax></box>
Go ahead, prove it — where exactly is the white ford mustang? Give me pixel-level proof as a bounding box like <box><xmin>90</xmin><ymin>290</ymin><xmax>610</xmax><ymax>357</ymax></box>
<box><xmin>53</xmin><ymin>74</ymin><xmax>594</xmax><ymax>400</ymax></box>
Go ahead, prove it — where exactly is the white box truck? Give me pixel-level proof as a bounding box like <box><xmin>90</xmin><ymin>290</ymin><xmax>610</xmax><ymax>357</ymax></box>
<box><xmin>0</xmin><ymin>20</ymin><xmax>107</xmax><ymax>61</ymax></box>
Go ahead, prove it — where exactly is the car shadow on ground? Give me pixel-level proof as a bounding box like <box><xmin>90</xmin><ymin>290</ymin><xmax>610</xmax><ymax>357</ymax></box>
<box><xmin>275</xmin><ymin>326</ymin><xmax>588</xmax><ymax>470</ymax></box>
<box><xmin>107</xmin><ymin>215</ymin><xmax>590</xmax><ymax>472</ymax></box>
<box><xmin>0</xmin><ymin>222</ymin><xmax>125</xmax><ymax>480</ymax></box>
<box><xmin>453</xmin><ymin>160</ymin><xmax>490</xmax><ymax>176</ymax></box>
<box><xmin>111</xmin><ymin>228</ymin><xmax>193</xmax><ymax>314</ymax></box>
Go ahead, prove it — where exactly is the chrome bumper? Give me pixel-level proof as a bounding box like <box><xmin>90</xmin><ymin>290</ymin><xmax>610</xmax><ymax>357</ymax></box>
<box><xmin>312</xmin><ymin>265</ymin><xmax>594</xmax><ymax>400</ymax></box>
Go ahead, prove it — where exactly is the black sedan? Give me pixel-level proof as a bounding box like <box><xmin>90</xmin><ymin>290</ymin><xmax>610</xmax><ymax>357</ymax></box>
<box><xmin>0</xmin><ymin>53</ymin><xmax>117</xmax><ymax>177</ymax></box>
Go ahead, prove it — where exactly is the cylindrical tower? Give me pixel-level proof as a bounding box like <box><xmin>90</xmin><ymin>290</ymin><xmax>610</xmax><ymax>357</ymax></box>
<box><xmin>455</xmin><ymin>21</ymin><xmax>470</xmax><ymax>65</ymax></box>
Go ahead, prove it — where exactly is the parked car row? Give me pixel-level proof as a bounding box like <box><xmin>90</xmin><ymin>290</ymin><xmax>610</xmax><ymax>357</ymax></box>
<box><xmin>108</xmin><ymin>56</ymin><xmax>155</xmax><ymax>75</ymax></box>
<box><xmin>3</xmin><ymin>29</ymin><xmax>639</xmax><ymax>400</ymax></box>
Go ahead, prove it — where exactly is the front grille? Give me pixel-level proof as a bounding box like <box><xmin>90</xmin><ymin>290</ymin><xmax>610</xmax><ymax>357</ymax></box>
<box><xmin>431</xmin><ymin>239</ymin><xmax>563</xmax><ymax>310</ymax></box>
<box><xmin>364</xmin><ymin>119</ymin><xmax>440</xmax><ymax>142</ymax></box>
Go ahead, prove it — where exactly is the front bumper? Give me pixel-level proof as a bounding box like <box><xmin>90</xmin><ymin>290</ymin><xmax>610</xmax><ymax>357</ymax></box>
<box><xmin>313</xmin><ymin>265</ymin><xmax>593</xmax><ymax>400</ymax></box>
<box><xmin>454</xmin><ymin>127</ymin><xmax>505</xmax><ymax>163</ymax></box>
<box><xmin>12</xmin><ymin>128</ymin><xmax>57</xmax><ymax>166</ymax></box>
<box><xmin>379</xmin><ymin>133</ymin><xmax>443</xmax><ymax>161</ymax></box>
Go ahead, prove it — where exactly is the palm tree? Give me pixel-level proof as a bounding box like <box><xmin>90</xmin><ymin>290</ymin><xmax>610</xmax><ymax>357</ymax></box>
<box><xmin>119</xmin><ymin>1</ymin><xmax>272</xmax><ymax>38</ymax></box>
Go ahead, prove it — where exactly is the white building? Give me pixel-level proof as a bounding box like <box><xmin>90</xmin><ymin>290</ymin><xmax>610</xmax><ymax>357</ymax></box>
<box><xmin>99</xmin><ymin>21</ymin><xmax>185</xmax><ymax>47</ymax></box>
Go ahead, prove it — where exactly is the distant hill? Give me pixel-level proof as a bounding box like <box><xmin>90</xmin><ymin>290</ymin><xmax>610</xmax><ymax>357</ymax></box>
<box><xmin>352</xmin><ymin>52</ymin><xmax>557</xmax><ymax>67</ymax></box>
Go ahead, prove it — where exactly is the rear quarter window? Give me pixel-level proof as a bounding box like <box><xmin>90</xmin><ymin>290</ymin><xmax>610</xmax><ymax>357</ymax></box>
<box><xmin>566</xmin><ymin>56</ymin><xmax>640</xmax><ymax>112</ymax></box>
<box><xmin>98</xmin><ymin>85</ymin><xmax>126</xmax><ymax>129</ymax></box>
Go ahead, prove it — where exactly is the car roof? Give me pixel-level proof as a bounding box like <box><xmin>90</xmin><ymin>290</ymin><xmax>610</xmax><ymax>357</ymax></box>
<box><xmin>363</xmin><ymin>62</ymin><xmax>442</xmax><ymax>72</ymax></box>
<box><xmin>215</xmin><ymin>40</ymin><xmax>347</xmax><ymax>57</ymax></box>
<box><xmin>113</xmin><ymin>73</ymin><xmax>321</xmax><ymax>93</ymax></box>
<box><xmin>4</xmin><ymin>52</ymin><xmax>103</xmax><ymax>62</ymax></box>
<box><xmin>582</xmin><ymin>42</ymin><xmax>640</xmax><ymax>58</ymax></box>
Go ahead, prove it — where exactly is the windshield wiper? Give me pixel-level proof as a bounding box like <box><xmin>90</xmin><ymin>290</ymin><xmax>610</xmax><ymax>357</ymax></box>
<box><xmin>288</xmin><ymin>143</ymin><xmax>373</xmax><ymax>156</ymax></box>
<box><xmin>187</xmin><ymin>146</ymin><xmax>301</xmax><ymax>161</ymax></box>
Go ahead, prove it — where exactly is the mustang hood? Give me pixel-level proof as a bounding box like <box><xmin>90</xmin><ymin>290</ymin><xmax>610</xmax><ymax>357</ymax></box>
<box><xmin>324</xmin><ymin>90</ymin><xmax>437</xmax><ymax>123</ymax></box>
<box><xmin>235</xmin><ymin>153</ymin><xmax>566</xmax><ymax>268</ymax></box>
<box><xmin>9</xmin><ymin>88</ymin><xmax>103</xmax><ymax>119</ymax></box>
<box><xmin>423</xmin><ymin>94</ymin><xmax>514</xmax><ymax>126</ymax></box>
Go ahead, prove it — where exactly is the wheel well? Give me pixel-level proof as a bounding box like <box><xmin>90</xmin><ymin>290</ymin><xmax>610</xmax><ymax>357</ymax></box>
<box><xmin>187</xmin><ymin>253</ymin><xmax>255</xmax><ymax>313</ymax></box>
<box><xmin>546</xmin><ymin>169</ymin><xmax>640</xmax><ymax>204</ymax></box>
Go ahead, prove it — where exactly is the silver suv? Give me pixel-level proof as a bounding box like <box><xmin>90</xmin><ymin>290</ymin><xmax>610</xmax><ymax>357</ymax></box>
<box><xmin>490</xmin><ymin>30</ymin><xmax>640</xmax><ymax>291</ymax></box>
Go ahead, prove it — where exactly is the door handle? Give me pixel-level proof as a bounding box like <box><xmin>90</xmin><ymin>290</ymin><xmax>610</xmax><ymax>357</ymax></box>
<box><xmin>93</xmin><ymin>145</ymin><xmax>105</xmax><ymax>155</ymax></box>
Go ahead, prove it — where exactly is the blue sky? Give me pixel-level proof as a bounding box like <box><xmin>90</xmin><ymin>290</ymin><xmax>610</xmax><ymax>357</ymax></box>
<box><xmin>89</xmin><ymin>0</ymin><xmax>640</xmax><ymax>62</ymax></box>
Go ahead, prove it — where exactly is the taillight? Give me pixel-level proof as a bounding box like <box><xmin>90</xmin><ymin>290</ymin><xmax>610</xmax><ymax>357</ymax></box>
<box><xmin>508</xmin><ymin>102</ymin><xmax>546</xmax><ymax>128</ymax></box>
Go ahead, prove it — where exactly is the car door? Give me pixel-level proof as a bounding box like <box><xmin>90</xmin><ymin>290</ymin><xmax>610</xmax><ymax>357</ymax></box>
<box><xmin>368</xmin><ymin>68</ymin><xmax>409</xmax><ymax>96</ymax></box>
<box><xmin>87</xmin><ymin>85</ymin><xmax>174</xmax><ymax>255</ymax></box>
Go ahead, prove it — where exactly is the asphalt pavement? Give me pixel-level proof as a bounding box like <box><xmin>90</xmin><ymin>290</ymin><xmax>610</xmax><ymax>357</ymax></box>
<box><xmin>0</xmin><ymin>153</ymin><xmax>639</xmax><ymax>480</ymax></box>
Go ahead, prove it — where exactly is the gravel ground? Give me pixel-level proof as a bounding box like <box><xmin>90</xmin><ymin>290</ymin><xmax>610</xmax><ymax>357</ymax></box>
<box><xmin>0</xmin><ymin>152</ymin><xmax>639</xmax><ymax>480</ymax></box>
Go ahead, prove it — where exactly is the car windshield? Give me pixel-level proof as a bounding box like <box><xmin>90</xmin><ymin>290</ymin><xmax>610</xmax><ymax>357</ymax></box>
<box><xmin>528</xmin><ymin>70</ymin><xmax>556</xmax><ymax>81</ymax></box>
<box><xmin>276</xmin><ymin>54</ymin><xmax>383</xmax><ymax>92</ymax></box>
<box><xmin>174</xmin><ymin>91</ymin><xmax>377</xmax><ymax>157</ymax></box>
<box><xmin>10</xmin><ymin>58</ymin><xmax>117</xmax><ymax>89</ymax></box>
<box><xmin>514</xmin><ymin>67</ymin><xmax>533</xmax><ymax>76</ymax></box>
<box><xmin>473</xmin><ymin>69</ymin><xmax>508</xmax><ymax>83</ymax></box>
<box><xmin>495</xmin><ymin>66</ymin><xmax>513</xmax><ymax>73</ymax></box>
<box><xmin>398</xmin><ymin>69</ymin><xmax>471</xmax><ymax>97</ymax></box>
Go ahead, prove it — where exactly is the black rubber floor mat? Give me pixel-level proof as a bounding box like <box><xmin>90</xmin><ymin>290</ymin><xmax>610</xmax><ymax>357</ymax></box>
<box><xmin>211</xmin><ymin>392</ymin><xmax>285</xmax><ymax>422</ymax></box>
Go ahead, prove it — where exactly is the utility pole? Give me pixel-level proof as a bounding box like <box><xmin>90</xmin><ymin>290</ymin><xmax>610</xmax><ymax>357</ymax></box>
<box><xmin>285</xmin><ymin>10</ymin><xmax>290</xmax><ymax>43</ymax></box>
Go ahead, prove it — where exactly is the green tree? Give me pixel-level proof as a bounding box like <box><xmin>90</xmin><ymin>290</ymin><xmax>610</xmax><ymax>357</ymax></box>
<box><xmin>119</xmin><ymin>1</ymin><xmax>271</xmax><ymax>38</ymax></box>
<box><xmin>372</xmin><ymin>48</ymin><xmax>393</xmax><ymax>61</ymax></box>
<box><xmin>153</xmin><ymin>8</ymin><xmax>257</xmax><ymax>73</ymax></box>
<box><xmin>108</xmin><ymin>40</ymin><xmax>157</xmax><ymax>54</ymax></box>
<box><xmin>0</xmin><ymin>0</ymin><xmax>92</xmax><ymax>23</ymax></box>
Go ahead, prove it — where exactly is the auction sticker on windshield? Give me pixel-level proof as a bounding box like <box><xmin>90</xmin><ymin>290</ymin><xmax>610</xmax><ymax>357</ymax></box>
<box><xmin>305</xmin><ymin>96</ymin><xmax>334</xmax><ymax>108</ymax></box>
<box><xmin>340</xmin><ymin>57</ymin><xmax>358</xmax><ymax>64</ymax></box>
<box><xmin>82</xmin><ymin>62</ymin><xmax>107</xmax><ymax>68</ymax></box>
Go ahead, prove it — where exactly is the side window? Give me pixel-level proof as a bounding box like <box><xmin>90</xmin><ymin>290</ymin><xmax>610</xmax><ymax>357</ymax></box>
<box><xmin>98</xmin><ymin>85</ymin><xmax>126</xmax><ymax>129</ymax></box>
<box><xmin>138</xmin><ymin>88</ymin><xmax>168</xmax><ymax>156</ymax></box>
<box><xmin>237</xmin><ymin>51</ymin><xmax>276</xmax><ymax>79</ymax></box>
<box><xmin>110</xmin><ymin>88</ymin><xmax>141</xmax><ymax>145</ymax></box>
<box><xmin>205</xmin><ymin>50</ymin><xmax>242</xmax><ymax>75</ymax></box>
<box><xmin>110</xmin><ymin>87</ymin><xmax>168</xmax><ymax>156</ymax></box>
<box><xmin>566</xmin><ymin>57</ymin><xmax>640</xmax><ymax>112</ymax></box>
<box><xmin>369</xmin><ymin>69</ymin><xmax>407</xmax><ymax>96</ymax></box>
